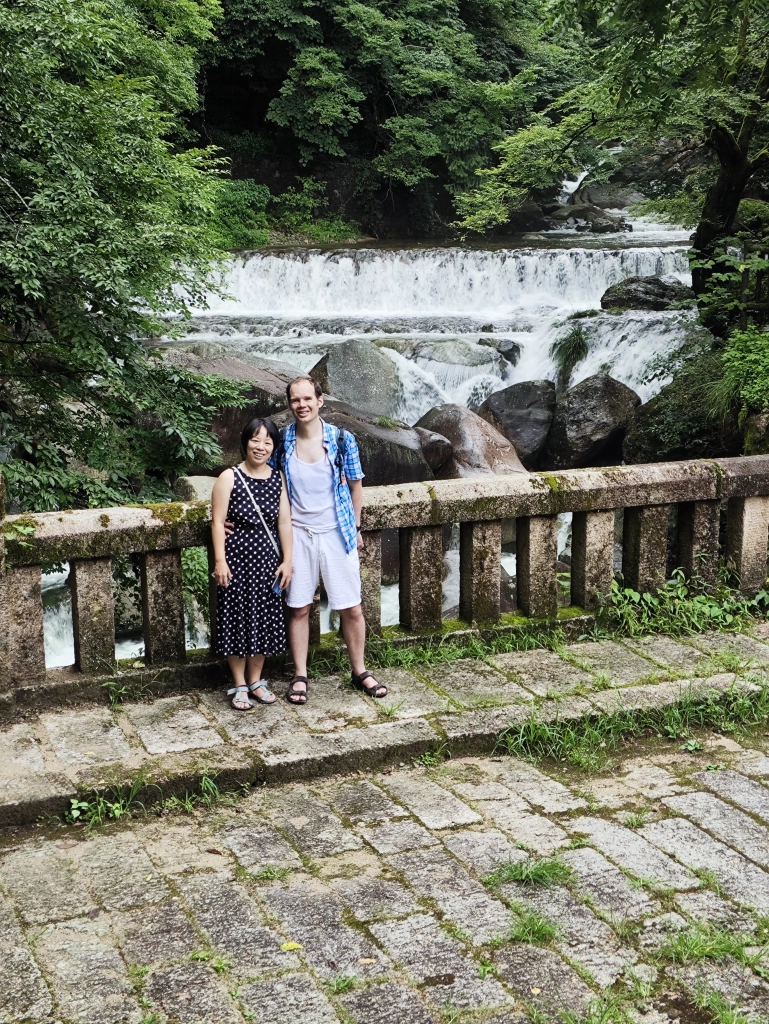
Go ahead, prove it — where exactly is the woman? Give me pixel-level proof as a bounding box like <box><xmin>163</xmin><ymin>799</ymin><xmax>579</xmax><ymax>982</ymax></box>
<box><xmin>211</xmin><ymin>418</ymin><xmax>292</xmax><ymax>711</ymax></box>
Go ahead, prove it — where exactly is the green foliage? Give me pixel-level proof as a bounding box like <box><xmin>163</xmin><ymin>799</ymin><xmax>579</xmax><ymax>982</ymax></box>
<box><xmin>657</xmin><ymin>922</ymin><xmax>764</xmax><ymax>968</ymax></box>
<box><xmin>181</xmin><ymin>545</ymin><xmax>211</xmax><ymax>630</ymax></box>
<box><xmin>209</xmin><ymin>180</ymin><xmax>271</xmax><ymax>249</ymax></box>
<box><xmin>483</xmin><ymin>857</ymin><xmax>573</xmax><ymax>889</ymax></box>
<box><xmin>708</xmin><ymin>326</ymin><xmax>769</xmax><ymax>422</ymax></box>
<box><xmin>65</xmin><ymin>771</ymin><xmax>147</xmax><ymax>831</ymax></box>
<box><xmin>507</xmin><ymin>908</ymin><xmax>558</xmax><ymax>944</ymax></box>
<box><xmin>550</xmin><ymin>324</ymin><xmax>590</xmax><ymax>392</ymax></box>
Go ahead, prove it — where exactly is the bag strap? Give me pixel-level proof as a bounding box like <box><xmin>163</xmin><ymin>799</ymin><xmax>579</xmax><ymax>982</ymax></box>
<box><xmin>234</xmin><ymin>466</ymin><xmax>281</xmax><ymax>558</ymax></box>
<box><xmin>335</xmin><ymin>427</ymin><xmax>347</xmax><ymax>485</ymax></box>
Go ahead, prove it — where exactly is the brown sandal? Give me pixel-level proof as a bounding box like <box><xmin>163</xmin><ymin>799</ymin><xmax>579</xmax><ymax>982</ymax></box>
<box><xmin>351</xmin><ymin>670</ymin><xmax>388</xmax><ymax>699</ymax></box>
<box><xmin>287</xmin><ymin>676</ymin><xmax>308</xmax><ymax>704</ymax></box>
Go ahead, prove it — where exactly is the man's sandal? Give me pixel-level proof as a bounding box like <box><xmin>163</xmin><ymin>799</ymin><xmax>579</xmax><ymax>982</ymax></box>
<box><xmin>228</xmin><ymin>686</ymin><xmax>254</xmax><ymax>711</ymax></box>
<box><xmin>351</xmin><ymin>670</ymin><xmax>388</xmax><ymax>699</ymax></box>
<box><xmin>249</xmin><ymin>681</ymin><xmax>277</xmax><ymax>705</ymax></box>
<box><xmin>287</xmin><ymin>676</ymin><xmax>309</xmax><ymax>705</ymax></box>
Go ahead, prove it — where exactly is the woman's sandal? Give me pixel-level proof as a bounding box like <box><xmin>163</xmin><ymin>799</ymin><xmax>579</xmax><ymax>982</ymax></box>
<box><xmin>351</xmin><ymin>670</ymin><xmax>388</xmax><ymax>699</ymax></box>
<box><xmin>287</xmin><ymin>676</ymin><xmax>309</xmax><ymax>705</ymax></box>
<box><xmin>248</xmin><ymin>681</ymin><xmax>277</xmax><ymax>705</ymax></box>
<box><xmin>228</xmin><ymin>685</ymin><xmax>254</xmax><ymax>711</ymax></box>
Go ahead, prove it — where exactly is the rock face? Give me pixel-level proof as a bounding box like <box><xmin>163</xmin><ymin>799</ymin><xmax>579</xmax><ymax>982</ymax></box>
<box><xmin>543</xmin><ymin>374</ymin><xmax>641</xmax><ymax>469</ymax></box>
<box><xmin>477</xmin><ymin>380</ymin><xmax>557</xmax><ymax>469</ymax></box>
<box><xmin>544</xmin><ymin>204</ymin><xmax>630</xmax><ymax>233</ymax></box>
<box><xmin>318</xmin><ymin>339</ymin><xmax>401</xmax><ymax>417</ymax></box>
<box><xmin>414</xmin><ymin>427</ymin><xmax>453</xmax><ymax>472</ymax></box>
<box><xmin>416</xmin><ymin>404</ymin><xmax>527</xmax><ymax>478</ymax></box>
<box><xmin>571</xmin><ymin>184</ymin><xmax>645</xmax><ymax>210</ymax></box>
<box><xmin>173</xmin><ymin>476</ymin><xmax>216</xmax><ymax>502</ymax></box>
<box><xmin>600</xmin><ymin>275</ymin><xmax>696</xmax><ymax>311</ymax></box>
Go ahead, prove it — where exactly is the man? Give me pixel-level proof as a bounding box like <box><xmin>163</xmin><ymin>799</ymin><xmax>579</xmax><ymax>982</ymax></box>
<box><xmin>274</xmin><ymin>375</ymin><xmax>387</xmax><ymax>704</ymax></box>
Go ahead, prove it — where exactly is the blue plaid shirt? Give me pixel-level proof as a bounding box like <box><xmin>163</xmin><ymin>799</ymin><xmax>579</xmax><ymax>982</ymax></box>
<box><xmin>276</xmin><ymin>420</ymin><xmax>364</xmax><ymax>553</ymax></box>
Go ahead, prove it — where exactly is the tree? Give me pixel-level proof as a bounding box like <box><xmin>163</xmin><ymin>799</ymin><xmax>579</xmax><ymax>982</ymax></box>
<box><xmin>0</xmin><ymin>0</ymin><xmax>246</xmax><ymax>512</ymax></box>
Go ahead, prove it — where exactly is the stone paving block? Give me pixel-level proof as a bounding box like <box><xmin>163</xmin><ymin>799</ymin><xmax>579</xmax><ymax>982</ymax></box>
<box><xmin>565</xmin><ymin>640</ymin><xmax>658</xmax><ymax>685</ymax></box>
<box><xmin>489</xmin><ymin>761</ymin><xmax>587</xmax><ymax>813</ymax></box>
<box><xmin>619</xmin><ymin>760</ymin><xmax>683</xmax><ymax>800</ymax></box>
<box><xmin>262</xmin><ymin>886</ymin><xmax>389</xmax><ymax>979</ymax></box>
<box><xmin>622</xmin><ymin>635</ymin><xmax>707</xmax><ymax>675</ymax></box>
<box><xmin>382</xmin><ymin>774</ymin><xmax>482</xmax><ymax>829</ymax></box>
<box><xmin>506</xmin><ymin>884</ymin><xmax>637</xmax><ymax>987</ymax></box>
<box><xmin>690</xmin><ymin>631</ymin><xmax>769</xmax><ymax>666</ymax></box>
<box><xmin>0</xmin><ymin>895</ymin><xmax>52</xmax><ymax>1022</ymax></box>
<box><xmin>0</xmin><ymin>773</ymin><xmax>76</xmax><ymax>826</ymax></box>
<box><xmin>198</xmin><ymin>690</ymin><xmax>303</xmax><ymax>746</ymax></box>
<box><xmin>694</xmin><ymin>769</ymin><xmax>769</xmax><ymax>823</ymax></box>
<box><xmin>665</xmin><ymin>791</ymin><xmax>769</xmax><ymax>869</ymax></box>
<box><xmin>0</xmin><ymin>842</ymin><xmax>97</xmax><ymax>924</ymax></box>
<box><xmin>369</xmin><ymin>913</ymin><xmax>511</xmax><ymax>1010</ymax></box>
<box><xmin>568</xmin><ymin>816</ymin><xmax>698</xmax><ymax>890</ymax></box>
<box><xmin>732</xmin><ymin>750</ymin><xmax>769</xmax><ymax>777</ymax></box>
<box><xmin>494</xmin><ymin>944</ymin><xmax>594</xmax><ymax>1018</ymax></box>
<box><xmin>35</xmin><ymin>917</ymin><xmax>141</xmax><ymax>1024</ymax></box>
<box><xmin>115</xmin><ymin>898</ymin><xmax>198</xmax><ymax>965</ymax></box>
<box><xmin>579</xmin><ymin>776</ymin><xmax>638</xmax><ymax>810</ymax></box>
<box><xmin>218</xmin><ymin>820</ymin><xmax>303</xmax><ymax>872</ymax></box>
<box><xmin>436</xmin><ymin>706</ymin><xmax>532</xmax><ymax>752</ymax></box>
<box><xmin>560</xmin><ymin>847</ymin><xmax>657</xmax><ymax>922</ymax></box>
<box><xmin>450</xmin><ymin>779</ymin><xmax>514</xmax><ymax>801</ymax></box>
<box><xmin>390</xmin><ymin>848</ymin><xmax>511</xmax><ymax>944</ymax></box>
<box><xmin>675</xmin><ymin>890</ymin><xmax>756</xmax><ymax>933</ymax></box>
<box><xmin>41</xmin><ymin>707</ymin><xmax>132</xmax><ymax>766</ymax></box>
<box><xmin>639</xmin><ymin>911</ymin><xmax>689</xmax><ymax>949</ymax></box>
<box><xmin>178</xmin><ymin>871</ymin><xmax>297</xmax><ymax>969</ymax></box>
<box><xmin>289</xmin><ymin>674</ymin><xmax>380</xmax><ymax>733</ymax></box>
<box><xmin>330</xmin><ymin>876</ymin><xmax>419</xmax><ymax>921</ymax></box>
<box><xmin>368</xmin><ymin>667</ymin><xmax>449</xmax><ymax>719</ymax></box>
<box><xmin>269</xmin><ymin>789</ymin><xmax>363</xmax><ymax>858</ymax></box>
<box><xmin>670</xmin><ymin>959</ymin><xmax>769</xmax><ymax>1016</ymax></box>
<box><xmin>441</xmin><ymin>828</ymin><xmax>526</xmax><ymax>876</ymax></box>
<box><xmin>640</xmin><ymin>817</ymin><xmax>769</xmax><ymax>913</ymax></box>
<box><xmin>323</xmin><ymin>779</ymin><xmax>408</xmax><ymax>824</ymax></box>
<box><xmin>141</xmin><ymin>821</ymin><xmax>240</xmax><ymax>877</ymax></box>
<box><xmin>342</xmin><ymin>981</ymin><xmax>438</xmax><ymax>1024</ymax></box>
<box><xmin>420</xmin><ymin>658</ymin><xmax>530</xmax><ymax>707</ymax></box>
<box><xmin>0</xmin><ymin>723</ymin><xmax>45</xmax><ymax>773</ymax></box>
<box><xmin>145</xmin><ymin>963</ymin><xmax>240</xmax><ymax>1024</ymax></box>
<box><xmin>589</xmin><ymin>679</ymin><xmax>696</xmax><ymax>714</ymax></box>
<box><xmin>490</xmin><ymin>648</ymin><xmax>595</xmax><ymax>697</ymax></box>
<box><xmin>478</xmin><ymin>801</ymin><xmax>569</xmax><ymax>854</ymax></box>
<box><xmin>239</xmin><ymin>973</ymin><xmax>338</xmax><ymax>1024</ymax></box>
<box><xmin>125</xmin><ymin>695</ymin><xmax>223</xmax><ymax>754</ymax></box>
<box><xmin>358</xmin><ymin>819</ymin><xmax>439</xmax><ymax>854</ymax></box>
<box><xmin>76</xmin><ymin>835</ymin><xmax>170</xmax><ymax>910</ymax></box>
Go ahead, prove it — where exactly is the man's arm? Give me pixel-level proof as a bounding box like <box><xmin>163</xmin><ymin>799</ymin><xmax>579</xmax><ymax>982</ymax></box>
<box><xmin>344</xmin><ymin>432</ymin><xmax>365</xmax><ymax>549</ymax></box>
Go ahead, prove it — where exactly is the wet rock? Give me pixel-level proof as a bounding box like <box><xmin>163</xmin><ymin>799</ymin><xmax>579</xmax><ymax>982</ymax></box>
<box><xmin>477</xmin><ymin>380</ymin><xmax>556</xmax><ymax>468</ymax></box>
<box><xmin>414</xmin><ymin>427</ymin><xmax>453</xmax><ymax>471</ymax></box>
<box><xmin>545</xmin><ymin>203</ymin><xmax>630</xmax><ymax>233</ymax></box>
<box><xmin>600</xmin><ymin>274</ymin><xmax>696</xmax><ymax>311</ymax></box>
<box><xmin>542</xmin><ymin>373</ymin><xmax>641</xmax><ymax>469</ymax></box>
<box><xmin>320</xmin><ymin>338</ymin><xmax>401</xmax><ymax>417</ymax></box>
<box><xmin>415</xmin><ymin>404</ymin><xmax>527</xmax><ymax>478</ymax></box>
<box><xmin>572</xmin><ymin>183</ymin><xmax>645</xmax><ymax>209</ymax></box>
<box><xmin>477</xmin><ymin>336</ymin><xmax>522</xmax><ymax>365</ymax></box>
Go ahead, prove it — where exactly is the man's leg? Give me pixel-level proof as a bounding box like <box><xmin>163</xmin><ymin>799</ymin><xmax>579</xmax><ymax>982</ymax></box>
<box><xmin>287</xmin><ymin>604</ymin><xmax>311</xmax><ymax>682</ymax></box>
<box><xmin>339</xmin><ymin>605</ymin><xmax>387</xmax><ymax>697</ymax></box>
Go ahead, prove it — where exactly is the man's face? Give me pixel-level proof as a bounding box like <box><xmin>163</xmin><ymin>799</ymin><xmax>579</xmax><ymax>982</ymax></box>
<box><xmin>289</xmin><ymin>382</ymin><xmax>323</xmax><ymax>423</ymax></box>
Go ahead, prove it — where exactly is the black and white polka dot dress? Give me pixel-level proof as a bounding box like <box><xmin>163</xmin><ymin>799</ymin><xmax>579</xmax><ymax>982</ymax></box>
<box><xmin>216</xmin><ymin>469</ymin><xmax>286</xmax><ymax>657</ymax></box>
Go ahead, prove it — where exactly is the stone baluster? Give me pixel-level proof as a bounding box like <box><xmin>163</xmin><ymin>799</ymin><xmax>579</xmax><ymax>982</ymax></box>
<box><xmin>622</xmin><ymin>505</ymin><xmax>670</xmax><ymax>593</ymax></box>
<box><xmin>726</xmin><ymin>495</ymin><xmax>769</xmax><ymax>595</ymax></box>
<box><xmin>516</xmin><ymin>515</ymin><xmax>558</xmax><ymax>618</ymax></box>
<box><xmin>677</xmin><ymin>500</ymin><xmax>720</xmax><ymax>589</ymax></box>
<box><xmin>570</xmin><ymin>510</ymin><xmax>615</xmax><ymax>609</ymax></box>
<box><xmin>207</xmin><ymin>542</ymin><xmax>218</xmax><ymax>652</ymax></box>
<box><xmin>139</xmin><ymin>550</ymin><xmax>186</xmax><ymax>664</ymax></box>
<box><xmin>399</xmin><ymin>525</ymin><xmax>443</xmax><ymax>630</ymax></box>
<box><xmin>71</xmin><ymin>558</ymin><xmax>115</xmax><ymax>674</ymax></box>
<box><xmin>5</xmin><ymin>565</ymin><xmax>46</xmax><ymax>684</ymax></box>
<box><xmin>360</xmin><ymin>529</ymin><xmax>382</xmax><ymax>636</ymax></box>
<box><xmin>459</xmin><ymin>520</ymin><xmax>501</xmax><ymax>625</ymax></box>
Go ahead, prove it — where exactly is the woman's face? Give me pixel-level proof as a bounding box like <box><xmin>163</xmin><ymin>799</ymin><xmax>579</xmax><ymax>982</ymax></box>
<box><xmin>246</xmin><ymin>426</ymin><xmax>274</xmax><ymax>465</ymax></box>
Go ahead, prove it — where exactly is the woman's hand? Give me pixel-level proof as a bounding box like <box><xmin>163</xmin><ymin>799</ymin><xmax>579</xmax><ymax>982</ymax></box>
<box><xmin>214</xmin><ymin>559</ymin><xmax>232</xmax><ymax>587</ymax></box>
<box><xmin>275</xmin><ymin>561</ymin><xmax>292</xmax><ymax>589</ymax></box>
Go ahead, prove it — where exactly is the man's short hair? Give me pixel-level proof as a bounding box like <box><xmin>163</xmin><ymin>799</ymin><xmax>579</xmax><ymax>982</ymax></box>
<box><xmin>286</xmin><ymin>375</ymin><xmax>323</xmax><ymax>402</ymax></box>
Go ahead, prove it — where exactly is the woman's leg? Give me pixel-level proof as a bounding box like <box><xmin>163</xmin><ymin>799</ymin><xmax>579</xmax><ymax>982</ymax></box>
<box><xmin>247</xmin><ymin>654</ymin><xmax>276</xmax><ymax>704</ymax></box>
<box><xmin>227</xmin><ymin>655</ymin><xmax>251</xmax><ymax>710</ymax></box>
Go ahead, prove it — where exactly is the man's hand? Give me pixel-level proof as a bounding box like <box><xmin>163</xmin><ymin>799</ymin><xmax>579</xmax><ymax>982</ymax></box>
<box><xmin>223</xmin><ymin>519</ymin><xmax>234</xmax><ymax>537</ymax></box>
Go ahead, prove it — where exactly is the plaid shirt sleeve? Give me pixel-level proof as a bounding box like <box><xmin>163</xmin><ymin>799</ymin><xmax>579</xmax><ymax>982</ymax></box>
<box><xmin>344</xmin><ymin>432</ymin><xmax>364</xmax><ymax>481</ymax></box>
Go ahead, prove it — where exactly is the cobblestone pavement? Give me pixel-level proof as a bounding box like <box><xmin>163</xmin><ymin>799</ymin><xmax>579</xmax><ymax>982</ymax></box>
<box><xmin>6</xmin><ymin>708</ymin><xmax>769</xmax><ymax>1023</ymax></box>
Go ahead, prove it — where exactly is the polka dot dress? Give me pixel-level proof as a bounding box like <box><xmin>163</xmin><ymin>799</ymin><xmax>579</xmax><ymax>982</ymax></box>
<box><xmin>216</xmin><ymin>469</ymin><xmax>286</xmax><ymax>657</ymax></box>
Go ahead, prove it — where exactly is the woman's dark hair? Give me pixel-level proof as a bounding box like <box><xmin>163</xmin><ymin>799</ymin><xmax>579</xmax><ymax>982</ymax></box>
<box><xmin>240</xmin><ymin>417</ymin><xmax>280</xmax><ymax>459</ymax></box>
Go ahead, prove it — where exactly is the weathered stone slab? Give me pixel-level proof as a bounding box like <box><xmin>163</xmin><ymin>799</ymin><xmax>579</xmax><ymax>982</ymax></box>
<box><xmin>369</xmin><ymin>913</ymin><xmax>511</xmax><ymax>1010</ymax></box>
<box><xmin>436</xmin><ymin>706</ymin><xmax>532</xmax><ymax>752</ymax></box>
<box><xmin>588</xmin><ymin>678</ymin><xmax>706</xmax><ymax>714</ymax></box>
<box><xmin>490</xmin><ymin>648</ymin><xmax>595</xmax><ymax>698</ymax></box>
<box><xmin>619</xmin><ymin>759</ymin><xmax>683</xmax><ymax>800</ymax></box>
<box><xmin>125</xmin><ymin>695</ymin><xmax>223</xmax><ymax>754</ymax></box>
<box><xmin>145</xmin><ymin>963</ymin><xmax>240</xmax><ymax>1024</ymax></box>
<box><xmin>0</xmin><ymin>843</ymin><xmax>97</xmax><ymax>924</ymax></box>
<box><xmin>324</xmin><ymin>778</ymin><xmax>408</xmax><ymax>824</ymax></box>
<box><xmin>0</xmin><ymin>895</ymin><xmax>52</xmax><ymax>1022</ymax></box>
<box><xmin>239</xmin><ymin>974</ymin><xmax>338</xmax><ymax>1024</ymax></box>
<box><xmin>670</xmin><ymin>958</ymin><xmax>769</xmax><ymax>1017</ymax></box>
<box><xmin>382</xmin><ymin>774</ymin><xmax>482</xmax><ymax>829</ymax></box>
<box><xmin>694</xmin><ymin>769</ymin><xmax>769</xmax><ymax>822</ymax></box>
<box><xmin>564</xmin><ymin>640</ymin><xmax>657</xmax><ymax>685</ymax></box>
<box><xmin>490</xmin><ymin>761</ymin><xmax>587</xmax><ymax>813</ymax></box>
<box><xmin>640</xmin><ymin>817</ymin><xmax>769</xmax><ymax>913</ymax></box>
<box><xmin>269</xmin><ymin>789</ymin><xmax>363</xmax><ymax>858</ymax></box>
<box><xmin>115</xmin><ymin>898</ymin><xmax>198</xmax><ymax>965</ymax></box>
<box><xmin>41</xmin><ymin>707</ymin><xmax>131</xmax><ymax>766</ymax></box>
<box><xmin>494</xmin><ymin>944</ymin><xmax>594</xmax><ymax>1017</ymax></box>
<box><xmin>450</xmin><ymin>779</ymin><xmax>514</xmax><ymax>801</ymax></box>
<box><xmin>665</xmin><ymin>791</ymin><xmax>769</xmax><ymax>869</ymax></box>
<box><xmin>365</xmin><ymin>667</ymin><xmax>448</xmax><ymax>719</ymax></box>
<box><xmin>35</xmin><ymin>918</ymin><xmax>141</xmax><ymax>1024</ymax></box>
<box><xmin>330</xmin><ymin>876</ymin><xmax>419</xmax><ymax>921</ymax></box>
<box><xmin>622</xmin><ymin>635</ymin><xmax>707</xmax><ymax>675</ymax></box>
<box><xmin>76</xmin><ymin>835</ymin><xmax>169</xmax><ymax>910</ymax></box>
<box><xmin>561</xmin><ymin>846</ymin><xmax>656</xmax><ymax>922</ymax></box>
<box><xmin>568</xmin><ymin>816</ymin><xmax>698</xmax><ymax>889</ymax></box>
<box><xmin>478</xmin><ymin>801</ymin><xmax>568</xmax><ymax>854</ymax></box>
<box><xmin>675</xmin><ymin>890</ymin><xmax>756</xmax><ymax>933</ymax></box>
<box><xmin>690</xmin><ymin>630</ymin><xmax>769</xmax><ymax>666</ymax></box>
<box><xmin>199</xmin><ymin>689</ymin><xmax>304</xmax><ymax>746</ymax></box>
<box><xmin>0</xmin><ymin>773</ymin><xmax>75</xmax><ymax>826</ymax></box>
<box><xmin>218</xmin><ymin>821</ymin><xmax>303</xmax><ymax>872</ymax></box>
<box><xmin>358</xmin><ymin>819</ymin><xmax>439</xmax><ymax>854</ymax></box>
<box><xmin>288</xmin><ymin>674</ymin><xmax>379</xmax><ymax>733</ymax></box>
<box><xmin>342</xmin><ymin>981</ymin><xmax>438</xmax><ymax>1024</ymax></box>
<box><xmin>420</xmin><ymin>658</ymin><xmax>530</xmax><ymax>708</ymax></box>
<box><xmin>441</xmin><ymin>828</ymin><xmax>526</xmax><ymax>876</ymax></box>
<box><xmin>0</xmin><ymin>723</ymin><xmax>45</xmax><ymax>772</ymax></box>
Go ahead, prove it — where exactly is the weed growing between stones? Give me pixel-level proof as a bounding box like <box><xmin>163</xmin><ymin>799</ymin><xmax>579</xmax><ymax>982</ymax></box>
<box><xmin>693</xmin><ymin>989</ymin><xmax>754</xmax><ymax>1024</ymax></box>
<box><xmin>415</xmin><ymin>740</ymin><xmax>451</xmax><ymax>767</ymax></box>
<box><xmin>65</xmin><ymin>769</ymin><xmax>147</xmax><ymax>830</ymax></box>
<box><xmin>483</xmin><ymin>857</ymin><xmax>572</xmax><ymax>889</ymax></box>
<box><xmin>326</xmin><ymin>975</ymin><xmax>356</xmax><ymax>994</ymax></box>
<box><xmin>562</xmin><ymin>994</ymin><xmax>634</xmax><ymax>1024</ymax></box>
<box><xmin>253</xmin><ymin>865</ymin><xmax>291</xmax><ymax>881</ymax></box>
<box><xmin>657</xmin><ymin>922</ymin><xmax>767</xmax><ymax>969</ymax></box>
<box><xmin>506</xmin><ymin>907</ymin><xmax>559</xmax><ymax>944</ymax></box>
<box><xmin>621</xmin><ymin>808</ymin><xmax>651</xmax><ymax>829</ymax></box>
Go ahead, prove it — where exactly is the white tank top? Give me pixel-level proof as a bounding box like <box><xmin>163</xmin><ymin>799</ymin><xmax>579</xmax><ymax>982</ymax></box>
<box><xmin>290</xmin><ymin>452</ymin><xmax>339</xmax><ymax>531</ymax></box>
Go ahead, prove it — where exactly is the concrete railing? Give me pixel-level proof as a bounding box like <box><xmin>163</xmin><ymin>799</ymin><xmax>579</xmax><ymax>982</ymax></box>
<box><xmin>4</xmin><ymin>456</ymin><xmax>769</xmax><ymax>692</ymax></box>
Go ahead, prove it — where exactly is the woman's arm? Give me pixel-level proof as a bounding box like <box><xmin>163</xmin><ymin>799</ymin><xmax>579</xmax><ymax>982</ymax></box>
<box><xmin>211</xmin><ymin>469</ymin><xmax>235</xmax><ymax>586</ymax></box>
<box><xmin>275</xmin><ymin>471</ymin><xmax>293</xmax><ymax>588</ymax></box>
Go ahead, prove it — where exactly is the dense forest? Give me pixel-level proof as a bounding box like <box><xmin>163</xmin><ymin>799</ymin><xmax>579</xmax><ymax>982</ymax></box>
<box><xmin>1</xmin><ymin>0</ymin><xmax>769</xmax><ymax>513</ymax></box>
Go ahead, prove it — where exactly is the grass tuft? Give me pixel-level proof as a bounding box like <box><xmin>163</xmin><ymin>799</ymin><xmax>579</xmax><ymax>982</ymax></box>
<box><xmin>508</xmin><ymin>908</ymin><xmax>558</xmax><ymax>944</ymax></box>
<box><xmin>483</xmin><ymin>857</ymin><xmax>572</xmax><ymax>889</ymax></box>
<box><xmin>657</xmin><ymin>922</ymin><xmax>763</xmax><ymax>966</ymax></box>
<box><xmin>326</xmin><ymin>975</ymin><xmax>356</xmax><ymax>994</ymax></box>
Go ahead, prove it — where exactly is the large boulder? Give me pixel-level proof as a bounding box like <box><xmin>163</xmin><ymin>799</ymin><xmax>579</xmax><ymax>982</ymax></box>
<box><xmin>415</xmin><ymin>404</ymin><xmax>527</xmax><ymax>478</ymax></box>
<box><xmin>600</xmin><ymin>275</ymin><xmax>696</xmax><ymax>311</ymax></box>
<box><xmin>543</xmin><ymin>374</ymin><xmax>641</xmax><ymax>469</ymax></box>
<box><xmin>571</xmin><ymin>183</ymin><xmax>645</xmax><ymax>210</ymax></box>
<box><xmin>315</xmin><ymin>339</ymin><xmax>401</xmax><ymax>417</ymax></box>
<box><xmin>414</xmin><ymin>427</ymin><xmax>453</xmax><ymax>472</ymax></box>
<box><xmin>477</xmin><ymin>380</ymin><xmax>556</xmax><ymax>469</ymax></box>
<box><xmin>544</xmin><ymin>204</ymin><xmax>630</xmax><ymax>233</ymax></box>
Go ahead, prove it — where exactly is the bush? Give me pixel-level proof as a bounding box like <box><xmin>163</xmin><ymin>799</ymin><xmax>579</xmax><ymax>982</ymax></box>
<box><xmin>210</xmin><ymin>180</ymin><xmax>271</xmax><ymax>250</ymax></box>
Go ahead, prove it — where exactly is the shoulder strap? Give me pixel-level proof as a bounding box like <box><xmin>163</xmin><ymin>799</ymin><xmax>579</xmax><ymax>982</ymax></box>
<box><xmin>233</xmin><ymin>466</ymin><xmax>281</xmax><ymax>558</ymax></box>
<box><xmin>335</xmin><ymin>426</ymin><xmax>347</xmax><ymax>475</ymax></box>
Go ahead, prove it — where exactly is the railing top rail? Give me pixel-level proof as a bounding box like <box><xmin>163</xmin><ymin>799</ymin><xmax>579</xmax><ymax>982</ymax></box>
<box><xmin>6</xmin><ymin>456</ymin><xmax>769</xmax><ymax>566</ymax></box>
